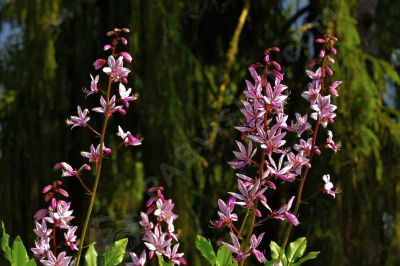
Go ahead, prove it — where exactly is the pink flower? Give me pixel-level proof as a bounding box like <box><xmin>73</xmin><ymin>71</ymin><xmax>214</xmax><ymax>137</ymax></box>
<box><xmin>328</xmin><ymin>80</ymin><xmax>341</xmax><ymax>97</ymax></box>
<box><xmin>325</xmin><ymin>130</ymin><xmax>341</xmax><ymax>153</ymax></box>
<box><xmin>228</xmin><ymin>140</ymin><xmax>257</xmax><ymax>170</ymax></box>
<box><xmin>66</xmin><ymin>106</ymin><xmax>90</xmax><ymax>129</ymax></box>
<box><xmin>322</xmin><ymin>174</ymin><xmax>337</xmax><ymax>198</ymax></box>
<box><xmin>293</xmin><ymin>138</ymin><xmax>320</xmax><ymax>155</ymax></box>
<box><xmin>119</xmin><ymin>83</ymin><xmax>137</xmax><ymax>107</ymax></box>
<box><xmin>117</xmin><ymin>126</ymin><xmax>142</xmax><ymax>146</ymax></box>
<box><xmin>154</xmin><ymin>199</ymin><xmax>178</xmax><ymax>222</ymax></box>
<box><xmin>139</xmin><ymin>212</ymin><xmax>154</xmax><ymax>231</ymax></box>
<box><xmin>34</xmin><ymin>209</ymin><xmax>49</xmax><ymax>221</ymax></box>
<box><xmin>40</xmin><ymin>251</ymin><xmax>72</xmax><ymax>266</ymax></box>
<box><xmin>291</xmin><ymin>113</ymin><xmax>311</xmax><ymax>137</ymax></box>
<box><xmin>33</xmin><ymin>220</ymin><xmax>52</xmax><ymax>239</ymax></box>
<box><xmin>250</xmin><ymin>233</ymin><xmax>266</xmax><ymax>263</ymax></box>
<box><xmin>54</xmin><ymin>162</ymin><xmax>91</xmax><ymax>177</ymax></box>
<box><xmin>306</xmin><ymin>67</ymin><xmax>322</xmax><ymax>80</ymax></box>
<box><xmin>275</xmin><ymin>113</ymin><xmax>289</xmax><ymax>130</ymax></box>
<box><xmin>83</xmin><ymin>74</ymin><xmax>99</xmax><ymax>96</ymax></box>
<box><xmin>81</xmin><ymin>143</ymin><xmax>112</xmax><ymax>162</ymax></box>
<box><xmin>222</xmin><ymin>232</ymin><xmax>250</xmax><ymax>262</ymax></box>
<box><xmin>248</xmin><ymin>124</ymin><xmax>287</xmax><ymax>155</ymax></box>
<box><xmin>266</xmin><ymin>154</ymin><xmax>296</xmax><ymax>182</ymax></box>
<box><xmin>120</xmin><ymin>51</ymin><xmax>133</xmax><ymax>62</ymax></box>
<box><xmin>92</xmin><ymin>95</ymin><xmax>123</xmax><ymax>116</ymax></box>
<box><xmin>301</xmin><ymin>81</ymin><xmax>321</xmax><ymax>104</ymax></box>
<box><xmin>262</xmin><ymin>80</ymin><xmax>288</xmax><ymax>112</ymax></box>
<box><xmin>64</xmin><ymin>226</ymin><xmax>78</xmax><ymax>251</ymax></box>
<box><xmin>45</xmin><ymin>201</ymin><xmax>74</xmax><ymax>229</ymax></box>
<box><xmin>228</xmin><ymin>179</ymin><xmax>267</xmax><ymax>209</ymax></box>
<box><xmin>102</xmin><ymin>55</ymin><xmax>130</xmax><ymax>83</ymax></box>
<box><xmin>164</xmin><ymin>244</ymin><xmax>186</xmax><ymax>265</ymax></box>
<box><xmin>311</xmin><ymin>95</ymin><xmax>337</xmax><ymax>127</ymax></box>
<box><xmin>126</xmin><ymin>250</ymin><xmax>147</xmax><ymax>266</ymax></box>
<box><xmin>287</xmin><ymin>152</ymin><xmax>311</xmax><ymax>175</ymax></box>
<box><xmin>244</xmin><ymin>80</ymin><xmax>262</xmax><ymax>100</ymax></box>
<box><xmin>272</xmin><ymin>196</ymin><xmax>299</xmax><ymax>226</ymax></box>
<box><xmin>31</xmin><ymin>238</ymin><xmax>50</xmax><ymax>258</ymax></box>
<box><xmin>143</xmin><ymin>226</ymin><xmax>172</xmax><ymax>257</ymax></box>
<box><xmin>210</xmin><ymin>198</ymin><xmax>238</xmax><ymax>228</ymax></box>
<box><xmin>93</xmin><ymin>59</ymin><xmax>106</xmax><ymax>70</ymax></box>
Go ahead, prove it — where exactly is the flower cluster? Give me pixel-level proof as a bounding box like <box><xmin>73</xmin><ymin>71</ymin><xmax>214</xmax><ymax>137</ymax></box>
<box><xmin>213</xmin><ymin>35</ymin><xmax>341</xmax><ymax>264</ymax></box>
<box><xmin>32</xmin><ymin>27</ymin><xmax>142</xmax><ymax>265</ymax></box>
<box><xmin>31</xmin><ymin>181</ymin><xmax>76</xmax><ymax>265</ymax></box>
<box><xmin>127</xmin><ymin>187</ymin><xmax>186</xmax><ymax>266</ymax></box>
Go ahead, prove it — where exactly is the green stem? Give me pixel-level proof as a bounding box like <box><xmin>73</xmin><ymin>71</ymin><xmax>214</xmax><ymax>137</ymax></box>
<box><xmin>238</xmin><ymin>209</ymin><xmax>250</xmax><ymax>235</ymax></box>
<box><xmin>280</xmin><ymin>53</ymin><xmax>328</xmax><ymax>253</ymax></box>
<box><xmin>280</xmin><ymin>119</ymin><xmax>320</xmax><ymax>252</ymax></box>
<box><xmin>76</xmin><ymin>44</ymin><xmax>117</xmax><ymax>265</ymax></box>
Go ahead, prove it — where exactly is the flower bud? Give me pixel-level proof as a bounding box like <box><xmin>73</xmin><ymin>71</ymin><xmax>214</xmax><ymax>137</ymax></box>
<box><xmin>120</xmin><ymin>51</ymin><xmax>132</xmax><ymax>62</ymax></box>
<box><xmin>325</xmin><ymin>66</ymin><xmax>333</xmax><ymax>76</ymax></box>
<box><xmin>93</xmin><ymin>59</ymin><xmax>106</xmax><ymax>70</ymax></box>
<box><xmin>120</xmin><ymin>37</ymin><xmax>128</xmax><ymax>45</ymax></box>
<box><xmin>103</xmin><ymin>44</ymin><xmax>112</xmax><ymax>51</ymax></box>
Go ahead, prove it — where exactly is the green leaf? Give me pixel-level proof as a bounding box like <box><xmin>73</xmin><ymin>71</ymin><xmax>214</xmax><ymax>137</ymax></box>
<box><xmin>26</xmin><ymin>259</ymin><xmax>37</xmax><ymax>266</ymax></box>
<box><xmin>264</xmin><ymin>259</ymin><xmax>279</xmax><ymax>266</ymax></box>
<box><xmin>290</xmin><ymin>251</ymin><xmax>320</xmax><ymax>266</ymax></box>
<box><xmin>12</xmin><ymin>236</ymin><xmax>29</xmax><ymax>265</ymax></box>
<box><xmin>286</xmin><ymin>237</ymin><xmax>307</xmax><ymax>263</ymax></box>
<box><xmin>269</xmin><ymin>241</ymin><xmax>281</xmax><ymax>260</ymax></box>
<box><xmin>195</xmin><ymin>235</ymin><xmax>217</xmax><ymax>265</ymax></box>
<box><xmin>280</xmin><ymin>253</ymin><xmax>289</xmax><ymax>266</ymax></box>
<box><xmin>1</xmin><ymin>221</ymin><xmax>13</xmax><ymax>263</ymax></box>
<box><xmin>157</xmin><ymin>254</ymin><xmax>173</xmax><ymax>266</ymax></box>
<box><xmin>84</xmin><ymin>242</ymin><xmax>98</xmax><ymax>266</ymax></box>
<box><xmin>216</xmin><ymin>245</ymin><xmax>237</xmax><ymax>266</ymax></box>
<box><xmin>101</xmin><ymin>238</ymin><xmax>128</xmax><ymax>266</ymax></box>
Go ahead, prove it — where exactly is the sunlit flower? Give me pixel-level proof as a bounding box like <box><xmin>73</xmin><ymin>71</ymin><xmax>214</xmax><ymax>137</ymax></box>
<box><xmin>272</xmin><ymin>196</ymin><xmax>299</xmax><ymax>226</ymax></box>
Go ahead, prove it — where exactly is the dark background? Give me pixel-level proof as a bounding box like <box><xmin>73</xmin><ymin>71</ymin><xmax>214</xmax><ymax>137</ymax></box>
<box><xmin>1</xmin><ymin>0</ymin><xmax>400</xmax><ymax>265</ymax></box>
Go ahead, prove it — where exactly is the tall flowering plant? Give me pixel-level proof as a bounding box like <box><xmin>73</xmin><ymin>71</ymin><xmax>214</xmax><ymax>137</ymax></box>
<box><xmin>197</xmin><ymin>35</ymin><xmax>341</xmax><ymax>265</ymax></box>
<box><xmin>29</xmin><ymin>27</ymin><xmax>141</xmax><ymax>266</ymax></box>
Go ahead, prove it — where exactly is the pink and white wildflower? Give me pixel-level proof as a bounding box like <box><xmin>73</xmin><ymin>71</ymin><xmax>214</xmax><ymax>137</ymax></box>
<box><xmin>66</xmin><ymin>106</ymin><xmax>90</xmax><ymax>129</ymax></box>
<box><xmin>92</xmin><ymin>95</ymin><xmax>123</xmax><ymax>116</ymax></box>
<box><xmin>164</xmin><ymin>244</ymin><xmax>186</xmax><ymax>265</ymax></box>
<box><xmin>228</xmin><ymin>140</ymin><xmax>257</xmax><ymax>170</ymax></box>
<box><xmin>117</xmin><ymin>126</ymin><xmax>142</xmax><ymax>146</ymax></box>
<box><xmin>54</xmin><ymin>162</ymin><xmax>91</xmax><ymax>177</ymax></box>
<box><xmin>119</xmin><ymin>83</ymin><xmax>137</xmax><ymax>107</ymax></box>
<box><xmin>210</xmin><ymin>198</ymin><xmax>238</xmax><ymax>229</ymax></box>
<box><xmin>322</xmin><ymin>174</ymin><xmax>338</xmax><ymax>198</ymax></box>
<box><xmin>126</xmin><ymin>250</ymin><xmax>147</xmax><ymax>266</ymax></box>
<box><xmin>40</xmin><ymin>251</ymin><xmax>72</xmax><ymax>266</ymax></box>
<box><xmin>81</xmin><ymin>143</ymin><xmax>112</xmax><ymax>163</ymax></box>
<box><xmin>83</xmin><ymin>74</ymin><xmax>99</xmax><ymax>96</ymax></box>
<box><xmin>222</xmin><ymin>232</ymin><xmax>250</xmax><ymax>262</ymax></box>
<box><xmin>310</xmin><ymin>95</ymin><xmax>337</xmax><ymax>128</ymax></box>
<box><xmin>250</xmin><ymin>233</ymin><xmax>266</xmax><ymax>263</ymax></box>
<box><xmin>102</xmin><ymin>55</ymin><xmax>130</xmax><ymax>83</ymax></box>
<box><xmin>325</xmin><ymin>130</ymin><xmax>341</xmax><ymax>152</ymax></box>
<box><xmin>272</xmin><ymin>196</ymin><xmax>300</xmax><ymax>226</ymax></box>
